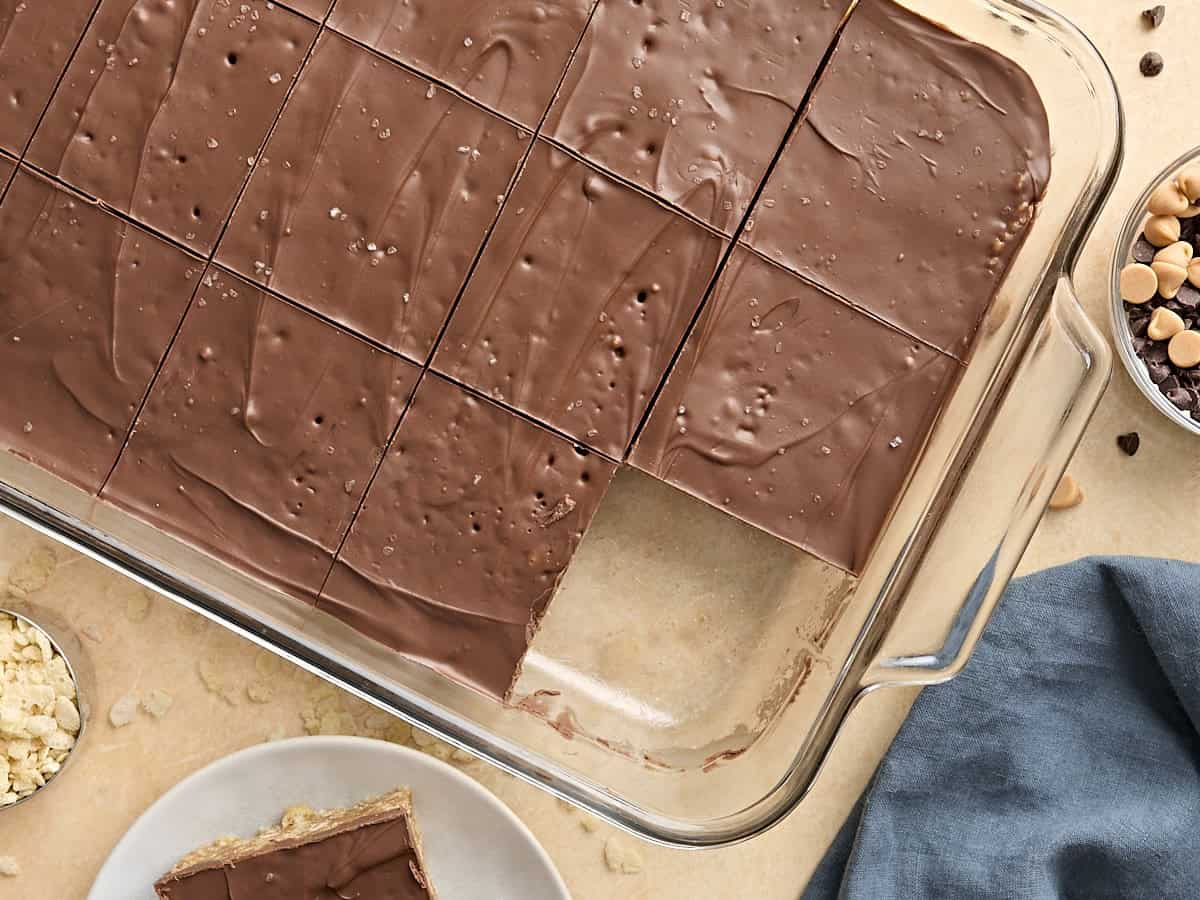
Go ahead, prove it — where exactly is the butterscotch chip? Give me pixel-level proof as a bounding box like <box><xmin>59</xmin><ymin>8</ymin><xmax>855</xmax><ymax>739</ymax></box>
<box><xmin>1169</xmin><ymin>330</ymin><xmax>1200</xmax><ymax>368</ymax></box>
<box><xmin>1188</xmin><ymin>259</ymin><xmax>1200</xmax><ymax>289</ymax></box>
<box><xmin>1048</xmin><ymin>474</ymin><xmax>1083</xmax><ymax>510</ymax></box>
<box><xmin>1145</xmin><ymin>215</ymin><xmax>1181</xmax><ymax>247</ymax></box>
<box><xmin>1149</xmin><ymin>179</ymin><xmax>1190</xmax><ymax>216</ymax></box>
<box><xmin>1180</xmin><ymin>167</ymin><xmax>1200</xmax><ymax>203</ymax></box>
<box><xmin>1120</xmin><ymin>262</ymin><xmax>1158</xmax><ymax>304</ymax></box>
<box><xmin>1180</xmin><ymin>205</ymin><xmax>1200</xmax><ymax>219</ymax></box>
<box><xmin>1152</xmin><ymin>260</ymin><xmax>1188</xmax><ymax>298</ymax></box>
<box><xmin>1148</xmin><ymin>307</ymin><xmax>1185</xmax><ymax>341</ymax></box>
<box><xmin>1154</xmin><ymin>241</ymin><xmax>1194</xmax><ymax>268</ymax></box>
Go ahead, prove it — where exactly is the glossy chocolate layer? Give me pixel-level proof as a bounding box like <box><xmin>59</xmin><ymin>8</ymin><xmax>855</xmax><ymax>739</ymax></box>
<box><xmin>218</xmin><ymin>30</ymin><xmax>528</xmax><ymax>362</ymax></box>
<box><xmin>745</xmin><ymin>0</ymin><xmax>1051</xmax><ymax>359</ymax></box>
<box><xmin>28</xmin><ymin>0</ymin><xmax>316</xmax><ymax>252</ymax></box>
<box><xmin>545</xmin><ymin>0</ymin><xmax>853</xmax><ymax>232</ymax></box>
<box><xmin>104</xmin><ymin>268</ymin><xmax>417</xmax><ymax>602</ymax></box>
<box><xmin>435</xmin><ymin>140</ymin><xmax>725</xmax><ymax>457</ymax></box>
<box><xmin>320</xmin><ymin>374</ymin><xmax>616</xmax><ymax>698</ymax></box>
<box><xmin>631</xmin><ymin>248</ymin><xmax>960</xmax><ymax>574</ymax></box>
<box><xmin>0</xmin><ymin>167</ymin><xmax>196</xmax><ymax>492</ymax></box>
<box><xmin>279</xmin><ymin>0</ymin><xmax>333</xmax><ymax>21</ymax></box>
<box><xmin>0</xmin><ymin>0</ymin><xmax>97</xmax><ymax>155</ymax></box>
<box><xmin>156</xmin><ymin>793</ymin><xmax>432</xmax><ymax>900</ymax></box>
<box><xmin>328</xmin><ymin>0</ymin><xmax>594</xmax><ymax>130</ymax></box>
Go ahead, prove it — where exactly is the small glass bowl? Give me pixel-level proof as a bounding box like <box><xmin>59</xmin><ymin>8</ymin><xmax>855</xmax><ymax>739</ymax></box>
<box><xmin>0</xmin><ymin>605</ymin><xmax>89</xmax><ymax>811</ymax></box>
<box><xmin>1110</xmin><ymin>146</ymin><xmax>1200</xmax><ymax>436</ymax></box>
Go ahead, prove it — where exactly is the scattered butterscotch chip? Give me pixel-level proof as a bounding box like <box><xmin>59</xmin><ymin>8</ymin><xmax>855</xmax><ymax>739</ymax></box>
<box><xmin>1048</xmin><ymin>474</ymin><xmax>1084</xmax><ymax>511</ymax></box>
<box><xmin>1187</xmin><ymin>259</ymin><xmax>1200</xmax><ymax>289</ymax></box>
<box><xmin>1143</xmin><ymin>5</ymin><xmax>1166</xmax><ymax>28</ymax></box>
<box><xmin>1154</xmin><ymin>241</ymin><xmax>1193</xmax><ymax>268</ymax></box>
<box><xmin>1152</xmin><ymin>260</ymin><xmax>1187</xmax><ymax>298</ymax></box>
<box><xmin>1117</xmin><ymin>432</ymin><xmax>1141</xmax><ymax>456</ymax></box>
<box><xmin>603</xmin><ymin>835</ymin><xmax>644</xmax><ymax>875</ymax></box>
<box><xmin>1145</xmin><ymin>214</ymin><xmax>1181</xmax><ymax>247</ymax></box>
<box><xmin>1149</xmin><ymin>179</ymin><xmax>1188</xmax><ymax>216</ymax></box>
<box><xmin>1168</xmin><ymin>329</ymin><xmax>1200</xmax><ymax>367</ymax></box>
<box><xmin>1140</xmin><ymin>51</ymin><xmax>1165</xmax><ymax>77</ymax></box>
<box><xmin>1148</xmin><ymin>306</ymin><xmax>1186</xmax><ymax>340</ymax></box>
<box><xmin>1120</xmin><ymin>262</ymin><xmax>1158</xmax><ymax>303</ymax></box>
<box><xmin>1181</xmin><ymin>168</ymin><xmax>1200</xmax><ymax>203</ymax></box>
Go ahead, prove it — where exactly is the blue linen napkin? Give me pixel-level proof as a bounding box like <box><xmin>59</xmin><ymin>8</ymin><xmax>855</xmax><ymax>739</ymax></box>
<box><xmin>804</xmin><ymin>557</ymin><xmax>1200</xmax><ymax>900</ymax></box>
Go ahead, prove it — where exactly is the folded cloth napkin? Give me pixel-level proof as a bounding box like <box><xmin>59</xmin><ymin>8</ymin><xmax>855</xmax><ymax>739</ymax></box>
<box><xmin>804</xmin><ymin>556</ymin><xmax>1200</xmax><ymax>900</ymax></box>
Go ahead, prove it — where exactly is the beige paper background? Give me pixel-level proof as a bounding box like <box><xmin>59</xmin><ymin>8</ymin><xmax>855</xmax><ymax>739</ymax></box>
<box><xmin>0</xmin><ymin>2</ymin><xmax>1195</xmax><ymax>896</ymax></box>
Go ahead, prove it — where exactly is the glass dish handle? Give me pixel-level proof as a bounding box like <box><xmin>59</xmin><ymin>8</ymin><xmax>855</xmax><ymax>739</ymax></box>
<box><xmin>860</xmin><ymin>276</ymin><xmax>1112</xmax><ymax>689</ymax></box>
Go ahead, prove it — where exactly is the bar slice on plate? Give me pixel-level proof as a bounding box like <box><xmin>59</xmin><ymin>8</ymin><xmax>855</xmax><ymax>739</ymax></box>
<box><xmin>153</xmin><ymin>787</ymin><xmax>436</xmax><ymax>898</ymax></box>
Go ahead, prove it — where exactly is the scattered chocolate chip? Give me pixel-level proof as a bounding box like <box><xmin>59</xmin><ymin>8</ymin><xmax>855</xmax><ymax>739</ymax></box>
<box><xmin>1116</xmin><ymin>432</ymin><xmax>1141</xmax><ymax>456</ymax></box>
<box><xmin>1140</xmin><ymin>51</ymin><xmax>1164</xmax><ymax>77</ymax></box>
<box><xmin>1132</xmin><ymin>236</ymin><xmax>1157</xmax><ymax>263</ymax></box>
<box><xmin>1142</xmin><ymin>5</ymin><xmax>1166</xmax><ymax>29</ymax></box>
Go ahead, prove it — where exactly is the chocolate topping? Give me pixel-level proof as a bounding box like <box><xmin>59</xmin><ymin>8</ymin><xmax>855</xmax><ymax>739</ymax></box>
<box><xmin>435</xmin><ymin>140</ymin><xmax>726</xmax><ymax>457</ymax></box>
<box><xmin>27</xmin><ymin>0</ymin><xmax>317</xmax><ymax>252</ymax></box>
<box><xmin>745</xmin><ymin>0</ymin><xmax>1051</xmax><ymax>359</ymax></box>
<box><xmin>0</xmin><ymin>0</ymin><xmax>97</xmax><ymax>155</ymax></box>
<box><xmin>545</xmin><ymin>0</ymin><xmax>854</xmax><ymax>232</ymax></box>
<box><xmin>104</xmin><ymin>268</ymin><xmax>417</xmax><ymax>601</ymax></box>
<box><xmin>217</xmin><ymin>30</ymin><xmax>529</xmax><ymax>361</ymax></box>
<box><xmin>319</xmin><ymin>374</ymin><xmax>615</xmax><ymax>698</ymax></box>
<box><xmin>328</xmin><ymin>0</ymin><xmax>594</xmax><ymax>130</ymax></box>
<box><xmin>631</xmin><ymin>248</ymin><xmax>960</xmax><ymax>574</ymax></box>
<box><xmin>0</xmin><ymin>167</ymin><xmax>196</xmax><ymax>492</ymax></box>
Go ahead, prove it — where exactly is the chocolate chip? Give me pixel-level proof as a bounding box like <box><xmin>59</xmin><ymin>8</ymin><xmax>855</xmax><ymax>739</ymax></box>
<box><xmin>1116</xmin><ymin>432</ymin><xmax>1141</xmax><ymax>456</ymax></box>
<box><xmin>1141</xmin><ymin>51</ymin><xmax>1164</xmax><ymax>77</ymax></box>
<box><xmin>1133</xmin><ymin>236</ymin><xmax>1157</xmax><ymax>263</ymax></box>
<box><xmin>1146</xmin><ymin>341</ymin><xmax>1169</xmax><ymax>363</ymax></box>
<box><xmin>1147</xmin><ymin>361</ymin><xmax>1171</xmax><ymax>383</ymax></box>
<box><xmin>1166</xmin><ymin>386</ymin><xmax>1192</xmax><ymax>409</ymax></box>
<box><xmin>1142</xmin><ymin>5</ymin><xmax>1166</xmax><ymax>28</ymax></box>
<box><xmin>1181</xmin><ymin>216</ymin><xmax>1198</xmax><ymax>242</ymax></box>
<box><xmin>1175</xmin><ymin>283</ymin><xmax>1200</xmax><ymax>309</ymax></box>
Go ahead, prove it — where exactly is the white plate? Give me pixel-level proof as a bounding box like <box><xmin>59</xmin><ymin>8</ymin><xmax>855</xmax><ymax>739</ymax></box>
<box><xmin>89</xmin><ymin>735</ymin><xmax>569</xmax><ymax>900</ymax></box>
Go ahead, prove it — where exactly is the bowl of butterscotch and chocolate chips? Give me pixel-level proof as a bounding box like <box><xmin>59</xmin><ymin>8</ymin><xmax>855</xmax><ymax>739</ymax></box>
<box><xmin>1115</xmin><ymin>151</ymin><xmax>1200</xmax><ymax>433</ymax></box>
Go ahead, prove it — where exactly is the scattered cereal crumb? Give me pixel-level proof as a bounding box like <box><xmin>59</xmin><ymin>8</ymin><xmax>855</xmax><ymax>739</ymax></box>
<box><xmin>410</xmin><ymin>728</ymin><xmax>436</xmax><ymax>749</ymax></box>
<box><xmin>6</xmin><ymin>546</ymin><xmax>56</xmax><ymax>598</ymax></box>
<box><xmin>580</xmin><ymin>816</ymin><xmax>598</xmax><ymax>833</ymax></box>
<box><xmin>197</xmin><ymin>657</ymin><xmax>237</xmax><ymax>705</ymax></box>
<box><xmin>142</xmin><ymin>689</ymin><xmax>174</xmax><ymax>719</ymax></box>
<box><xmin>603</xmin><ymin>836</ymin><xmax>643</xmax><ymax>874</ymax></box>
<box><xmin>246</xmin><ymin>681</ymin><xmax>275</xmax><ymax>704</ymax></box>
<box><xmin>124</xmin><ymin>588</ymin><xmax>152</xmax><ymax>622</ymax></box>
<box><xmin>0</xmin><ymin>856</ymin><xmax>18</xmax><ymax>877</ymax></box>
<box><xmin>449</xmin><ymin>747</ymin><xmax>474</xmax><ymax>764</ymax></box>
<box><xmin>109</xmin><ymin>693</ymin><xmax>138</xmax><ymax>728</ymax></box>
<box><xmin>254</xmin><ymin>650</ymin><xmax>284</xmax><ymax>678</ymax></box>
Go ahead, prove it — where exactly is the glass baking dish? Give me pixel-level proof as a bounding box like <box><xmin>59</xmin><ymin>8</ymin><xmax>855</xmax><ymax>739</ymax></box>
<box><xmin>0</xmin><ymin>0</ymin><xmax>1119</xmax><ymax>848</ymax></box>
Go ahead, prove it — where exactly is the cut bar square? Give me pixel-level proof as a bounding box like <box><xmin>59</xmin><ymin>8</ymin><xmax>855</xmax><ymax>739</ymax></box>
<box><xmin>544</xmin><ymin>0</ymin><xmax>854</xmax><ymax>234</ymax></box>
<box><xmin>327</xmin><ymin>0</ymin><xmax>594</xmax><ymax>131</ymax></box>
<box><xmin>154</xmin><ymin>788</ymin><xmax>436</xmax><ymax>899</ymax></box>
<box><xmin>103</xmin><ymin>268</ymin><xmax>418</xmax><ymax>604</ymax></box>
<box><xmin>319</xmin><ymin>373</ymin><xmax>616</xmax><ymax>698</ymax></box>
<box><xmin>0</xmin><ymin>167</ymin><xmax>197</xmax><ymax>493</ymax></box>
<box><xmin>27</xmin><ymin>0</ymin><xmax>318</xmax><ymax>253</ymax></box>
<box><xmin>0</xmin><ymin>0</ymin><xmax>98</xmax><ymax>156</ymax></box>
<box><xmin>631</xmin><ymin>248</ymin><xmax>960</xmax><ymax>575</ymax></box>
<box><xmin>217</xmin><ymin>30</ymin><xmax>529</xmax><ymax>362</ymax></box>
<box><xmin>743</xmin><ymin>0</ymin><xmax>1050</xmax><ymax>359</ymax></box>
<box><xmin>434</xmin><ymin>140</ymin><xmax>726</xmax><ymax>458</ymax></box>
